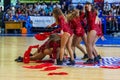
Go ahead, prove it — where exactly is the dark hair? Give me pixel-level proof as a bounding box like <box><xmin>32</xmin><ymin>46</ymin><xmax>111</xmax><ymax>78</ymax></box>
<box><xmin>85</xmin><ymin>1</ymin><xmax>91</xmax><ymax>5</ymax></box>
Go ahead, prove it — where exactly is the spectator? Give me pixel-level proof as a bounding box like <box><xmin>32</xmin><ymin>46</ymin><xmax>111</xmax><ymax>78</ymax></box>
<box><xmin>76</xmin><ymin>2</ymin><xmax>83</xmax><ymax>10</ymax></box>
<box><xmin>40</xmin><ymin>9</ymin><xmax>46</xmax><ymax>16</ymax></box>
<box><xmin>106</xmin><ymin>11</ymin><xmax>113</xmax><ymax>31</ymax></box>
<box><xmin>47</xmin><ymin>12</ymin><xmax>52</xmax><ymax>16</ymax></box>
<box><xmin>16</xmin><ymin>8</ymin><xmax>22</xmax><ymax>15</ymax></box>
<box><xmin>41</xmin><ymin>2</ymin><xmax>47</xmax><ymax>10</ymax></box>
<box><xmin>36</xmin><ymin>2</ymin><xmax>41</xmax><ymax>11</ymax></box>
<box><xmin>44</xmin><ymin>5</ymin><xmax>53</xmax><ymax>15</ymax></box>
<box><xmin>117</xmin><ymin>4</ymin><xmax>120</xmax><ymax>15</ymax></box>
<box><xmin>62</xmin><ymin>1</ymin><xmax>68</xmax><ymax>11</ymax></box>
<box><xmin>5</xmin><ymin>9</ymin><xmax>13</xmax><ymax>21</ymax></box>
<box><xmin>53</xmin><ymin>2</ymin><xmax>61</xmax><ymax>8</ymax></box>
<box><xmin>10</xmin><ymin>6</ymin><xmax>15</xmax><ymax>16</ymax></box>
<box><xmin>15</xmin><ymin>2</ymin><xmax>21</xmax><ymax>9</ymax></box>
<box><xmin>61</xmin><ymin>4</ymin><xmax>66</xmax><ymax>14</ymax></box>
<box><xmin>66</xmin><ymin>0</ymin><xmax>72</xmax><ymax>7</ymax></box>
<box><xmin>103</xmin><ymin>2</ymin><xmax>111</xmax><ymax>15</ymax></box>
<box><xmin>28</xmin><ymin>4</ymin><xmax>33</xmax><ymax>12</ymax></box>
<box><xmin>12</xmin><ymin>12</ymin><xmax>21</xmax><ymax>22</ymax></box>
<box><xmin>111</xmin><ymin>3</ymin><xmax>117</xmax><ymax>16</ymax></box>
<box><xmin>49</xmin><ymin>1</ymin><xmax>54</xmax><ymax>9</ymax></box>
<box><xmin>23</xmin><ymin>13</ymin><xmax>32</xmax><ymax>34</ymax></box>
<box><xmin>68</xmin><ymin>3</ymin><xmax>75</xmax><ymax>11</ymax></box>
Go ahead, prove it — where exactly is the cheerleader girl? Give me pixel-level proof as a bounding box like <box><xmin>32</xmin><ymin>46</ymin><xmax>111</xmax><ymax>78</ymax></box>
<box><xmin>15</xmin><ymin>33</ymin><xmax>61</xmax><ymax>62</ymax></box>
<box><xmin>84</xmin><ymin>2</ymin><xmax>103</xmax><ymax>64</ymax></box>
<box><xmin>67</xmin><ymin>9</ymin><xmax>88</xmax><ymax>60</ymax></box>
<box><xmin>47</xmin><ymin>8</ymin><xmax>75</xmax><ymax>65</ymax></box>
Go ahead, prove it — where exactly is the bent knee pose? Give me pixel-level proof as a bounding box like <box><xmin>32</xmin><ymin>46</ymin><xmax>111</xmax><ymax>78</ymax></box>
<box><xmin>15</xmin><ymin>34</ymin><xmax>61</xmax><ymax>63</ymax></box>
<box><xmin>72</xmin><ymin>35</ymin><xmax>88</xmax><ymax>59</ymax></box>
<box><xmin>47</xmin><ymin>8</ymin><xmax>75</xmax><ymax>65</ymax></box>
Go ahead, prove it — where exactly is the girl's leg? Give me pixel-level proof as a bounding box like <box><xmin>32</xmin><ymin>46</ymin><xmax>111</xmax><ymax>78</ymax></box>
<box><xmin>76</xmin><ymin>36</ymin><xmax>87</xmax><ymax>55</ymax></box>
<box><xmin>80</xmin><ymin>33</ymin><xmax>88</xmax><ymax>59</ymax></box>
<box><xmin>30</xmin><ymin>48</ymin><xmax>52</xmax><ymax>61</ymax></box>
<box><xmin>32</xmin><ymin>51</ymin><xmax>39</xmax><ymax>55</ymax></box>
<box><xmin>43</xmin><ymin>48</ymin><xmax>53</xmax><ymax>55</ymax></box>
<box><xmin>30</xmin><ymin>52</ymin><xmax>46</xmax><ymax>60</ymax></box>
<box><xmin>92</xmin><ymin>37</ymin><xmax>102</xmax><ymax>62</ymax></box>
<box><xmin>92</xmin><ymin>36</ymin><xmax>99</xmax><ymax>57</ymax></box>
<box><xmin>72</xmin><ymin>35</ymin><xmax>78</xmax><ymax>58</ymax></box>
<box><xmin>67</xmin><ymin>34</ymin><xmax>74</xmax><ymax>60</ymax></box>
<box><xmin>67</xmin><ymin>34</ymin><xmax>75</xmax><ymax>65</ymax></box>
<box><xmin>84</xmin><ymin>30</ymin><xmax>97</xmax><ymax>64</ymax></box>
<box><xmin>58</xmin><ymin>32</ymin><xmax>70</xmax><ymax>65</ymax></box>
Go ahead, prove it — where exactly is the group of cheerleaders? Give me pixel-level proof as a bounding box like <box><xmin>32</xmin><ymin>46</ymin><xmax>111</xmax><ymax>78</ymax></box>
<box><xmin>15</xmin><ymin>2</ymin><xmax>105</xmax><ymax>65</ymax></box>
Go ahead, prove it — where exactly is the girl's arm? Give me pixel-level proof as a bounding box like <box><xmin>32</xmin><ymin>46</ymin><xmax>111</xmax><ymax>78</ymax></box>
<box><xmin>47</xmin><ymin>23</ymin><xmax>57</xmax><ymax>28</ymax></box>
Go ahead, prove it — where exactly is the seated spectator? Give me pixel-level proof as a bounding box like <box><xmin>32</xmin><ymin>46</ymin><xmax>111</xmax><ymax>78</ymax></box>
<box><xmin>41</xmin><ymin>2</ymin><xmax>47</xmax><ymax>10</ymax></box>
<box><xmin>44</xmin><ymin>5</ymin><xmax>53</xmax><ymax>15</ymax></box>
<box><xmin>15</xmin><ymin>2</ymin><xmax>21</xmax><ymax>9</ymax></box>
<box><xmin>28</xmin><ymin>4</ymin><xmax>33</xmax><ymax>12</ymax></box>
<box><xmin>12</xmin><ymin>12</ymin><xmax>21</xmax><ymax>22</ymax></box>
<box><xmin>47</xmin><ymin>12</ymin><xmax>52</xmax><ymax>16</ymax></box>
<box><xmin>66</xmin><ymin>0</ymin><xmax>72</xmax><ymax>7</ymax></box>
<box><xmin>61</xmin><ymin>4</ymin><xmax>66</xmax><ymax>14</ymax></box>
<box><xmin>106</xmin><ymin>11</ymin><xmax>114</xmax><ymax>31</ymax></box>
<box><xmin>62</xmin><ymin>1</ymin><xmax>68</xmax><ymax>10</ymax></box>
<box><xmin>36</xmin><ymin>2</ymin><xmax>41</xmax><ymax>11</ymax></box>
<box><xmin>23</xmin><ymin>13</ymin><xmax>32</xmax><ymax>34</ymax></box>
<box><xmin>68</xmin><ymin>3</ymin><xmax>75</xmax><ymax>11</ymax></box>
<box><xmin>16</xmin><ymin>7</ymin><xmax>22</xmax><ymax>15</ymax></box>
<box><xmin>40</xmin><ymin>9</ymin><xmax>46</xmax><ymax>16</ymax></box>
<box><xmin>76</xmin><ymin>2</ymin><xmax>83</xmax><ymax>10</ymax></box>
<box><xmin>103</xmin><ymin>2</ymin><xmax>111</xmax><ymax>15</ymax></box>
<box><xmin>116</xmin><ymin>4</ymin><xmax>120</xmax><ymax>15</ymax></box>
<box><xmin>111</xmin><ymin>4</ymin><xmax>117</xmax><ymax>16</ymax></box>
<box><xmin>53</xmin><ymin>2</ymin><xmax>61</xmax><ymax>8</ymax></box>
<box><xmin>4</xmin><ymin>9</ymin><xmax>13</xmax><ymax>21</ymax></box>
<box><xmin>49</xmin><ymin>1</ymin><xmax>54</xmax><ymax>9</ymax></box>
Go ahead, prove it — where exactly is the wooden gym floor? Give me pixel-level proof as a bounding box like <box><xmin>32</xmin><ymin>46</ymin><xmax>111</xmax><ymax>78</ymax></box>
<box><xmin>0</xmin><ymin>36</ymin><xmax>120</xmax><ymax>80</ymax></box>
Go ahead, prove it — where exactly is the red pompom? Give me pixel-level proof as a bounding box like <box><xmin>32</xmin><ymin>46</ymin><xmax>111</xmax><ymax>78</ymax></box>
<box><xmin>42</xmin><ymin>66</ymin><xmax>62</xmax><ymax>71</ymax></box>
<box><xmin>100</xmin><ymin>66</ymin><xmax>120</xmax><ymax>69</ymax></box>
<box><xmin>23</xmin><ymin>63</ymin><xmax>53</xmax><ymax>69</ymax></box>
<box><xmin>48</xmin><ymin>72</ymin><xmax>68</xmax><ymax>75</ymax></box>
<box><xmin>34</xmin><ymin>33</ymin><xmax>48</xmax><ymax>41</ymax></box>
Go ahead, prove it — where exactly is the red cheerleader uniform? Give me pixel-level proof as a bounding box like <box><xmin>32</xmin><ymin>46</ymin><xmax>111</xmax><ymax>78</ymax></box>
<box><xmin>37</xmin><ymin>39</ymin><xmax>60</xmax><ymax>59</ymax></box>
<box><xmin>50</xmin><ymin>15</ymin><xmax>73</xmax><ymax>36</ymax></box>
<box><xmin>86</xmin><ymin>11</ymin><xmax>102</xmax><ymax>36</ymax></box>
<box><xmin>69</xmin><ymin>12</ymin><xmax>86</xmax><ymax>37</ymax></box>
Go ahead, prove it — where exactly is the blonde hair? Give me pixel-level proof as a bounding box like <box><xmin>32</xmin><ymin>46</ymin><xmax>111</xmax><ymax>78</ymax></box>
<box><xmin>52</xmin><ymin>7</ymin><xmax>67</xmax><ymax>24</ymax></box>
<box><xmin>49</xmin><ymin>33</ymin><xmax>60</xmax><ymax>41</ymax></box>
<box><xmin>67</xmin><ymin>9</ymin><xmax>80</xmax><ymax>21</ymax></box>
<box><xmin>44</xmin><ymin>33</ymin><xmax>60</xmax><ymax>48</ymax></box>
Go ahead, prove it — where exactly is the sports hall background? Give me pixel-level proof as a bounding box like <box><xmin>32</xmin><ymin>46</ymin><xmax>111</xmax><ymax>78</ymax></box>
<box><xmin>0</xmin><ymin>0</ymin><xmax>120</xmax><ymax>46</ymax></box>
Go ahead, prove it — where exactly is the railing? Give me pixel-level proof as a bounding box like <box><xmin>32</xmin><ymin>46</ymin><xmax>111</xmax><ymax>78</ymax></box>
<box><xmin>101</xmin><ymin>16</ymin><xmax>120</xmax><ymax>34</ymax></box>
